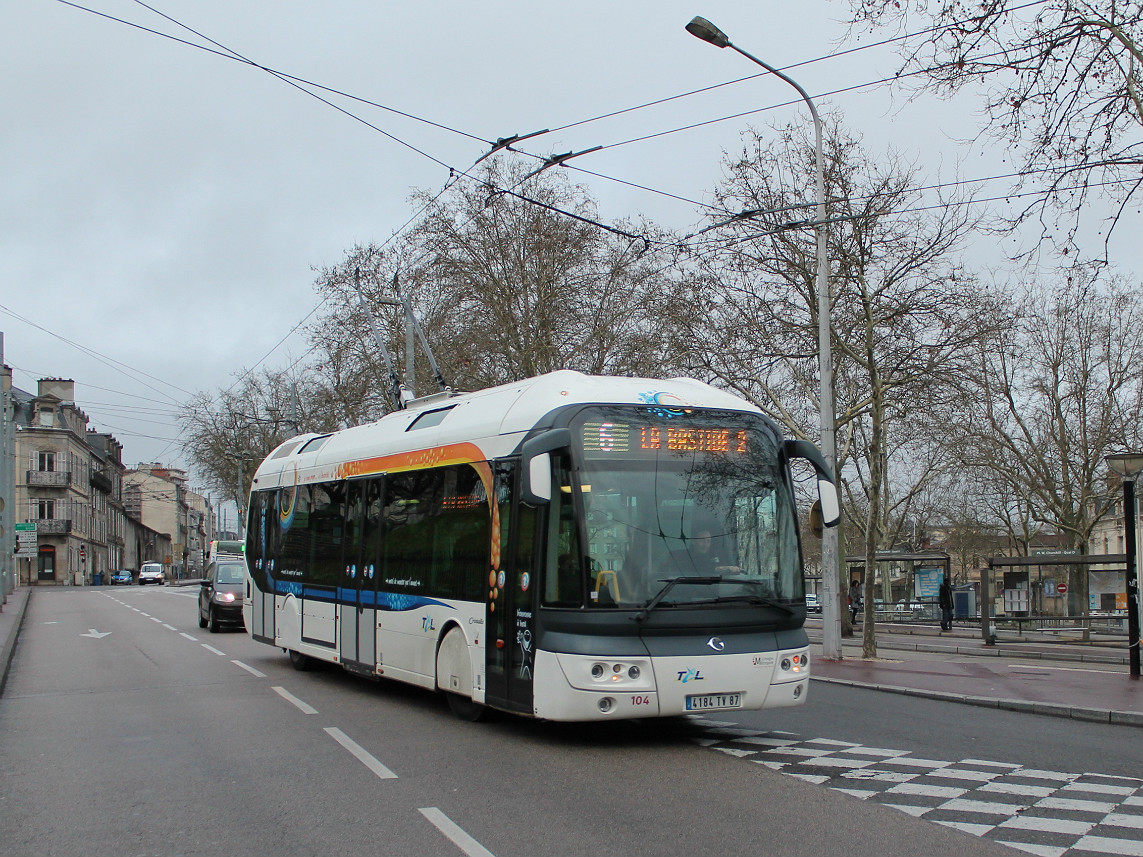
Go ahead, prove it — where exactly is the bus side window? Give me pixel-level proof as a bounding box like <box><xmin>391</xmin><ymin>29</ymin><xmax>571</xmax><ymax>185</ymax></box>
<box><xmin>278</xmin><ymin>485</ymin><xmax>312</xmax><ymax>581</ymax></box>
<box><xmin>309</xmin><ymin>481</ymin><xmax>347</xmax><ymax>586</ymax></box>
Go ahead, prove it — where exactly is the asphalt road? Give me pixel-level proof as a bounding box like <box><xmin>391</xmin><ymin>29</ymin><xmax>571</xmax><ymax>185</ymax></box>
<box><xmin>1</xmin><ymin>587</ymin><xmax>1133</xmax><ymax>857</ymax></box>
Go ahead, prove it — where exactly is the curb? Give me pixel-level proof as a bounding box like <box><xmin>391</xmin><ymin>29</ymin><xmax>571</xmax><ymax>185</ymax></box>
<box><xmin>0</xmin><ymin>587</ymin><xmax>31</xmax><ymax>694</ymax></box>
<box><xmin>811</xmin><ymin>675</ymin><xmax>1143</xmax><ymax>729</ymax></box>
<box><xmin>807</xmin><ymin>634</ymin><xmax>1129</xmax><ymax>666</ymax></box>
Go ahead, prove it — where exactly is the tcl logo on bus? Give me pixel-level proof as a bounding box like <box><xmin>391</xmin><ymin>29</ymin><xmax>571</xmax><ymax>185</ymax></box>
<box><xmin>676</xmin><ymin>669</ymin><xmax>704</xmax><ymax>683</ymax></box>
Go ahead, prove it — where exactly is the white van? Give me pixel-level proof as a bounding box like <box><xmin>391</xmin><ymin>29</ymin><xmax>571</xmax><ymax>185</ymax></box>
<box><xmin>138</xmin><ymin>562</ymin><xmax>165</xmax><ymax>585</ymax></box>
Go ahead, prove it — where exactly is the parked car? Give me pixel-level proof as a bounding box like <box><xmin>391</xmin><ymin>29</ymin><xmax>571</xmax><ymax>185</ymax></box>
<box><xmin>894</xmin><ymin>599</ymin><xmax>925</xmax><ymax>615</ymax></box>
<box><xmin>109</xmin><ymin>569</ymin><xmax>133</xmax><ymax>586</ymax></box>
<box><xmin>138</xmin><ymin>562</ymin><xmax>165</xmax><ymax>585</ymax></box>
<box><xmin>199</xmin><ymin>559</ymin><xmax>247</xmax><ymax>633</ymax></box>
<box><xmin>804</xmin><ymin>592</ymin><xmax>821</xmax><ymax>613</ymax></box>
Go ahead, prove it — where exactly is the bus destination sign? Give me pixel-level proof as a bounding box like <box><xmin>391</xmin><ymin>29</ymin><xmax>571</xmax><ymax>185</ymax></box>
<box><xmin>582</xmin><ymin>422</ymin><xmax>749</xmax><ymax>455</ymax></box>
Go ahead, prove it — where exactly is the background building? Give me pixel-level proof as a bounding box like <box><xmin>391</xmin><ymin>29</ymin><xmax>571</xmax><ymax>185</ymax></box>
<box><xmin>124</xmin><ymin>463</ymin><xmax>212</xmax><ymax>579</ymax></box>
<box><xmin>10</xmin><ymin>377</ymin><xmax>208</xmax><ymax>585</ymax></box>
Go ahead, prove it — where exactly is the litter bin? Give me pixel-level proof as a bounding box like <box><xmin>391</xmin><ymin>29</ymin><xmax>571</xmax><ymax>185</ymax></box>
<box><xmin>93</xmin><ymin>572</ymin><xmax>104</xmax><ymax>586</ymax></box>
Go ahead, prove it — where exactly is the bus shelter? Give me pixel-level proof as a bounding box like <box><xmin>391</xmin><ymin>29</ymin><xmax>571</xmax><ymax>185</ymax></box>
<box><xmin>982</xmin><ymin>553</ymin><xmax>1129</xmax><ymax>644</ymax></box>
<box><xmin>844</xmin><ymin>551</ymin><xmax>952</xmax><ymax>619</ymax></box>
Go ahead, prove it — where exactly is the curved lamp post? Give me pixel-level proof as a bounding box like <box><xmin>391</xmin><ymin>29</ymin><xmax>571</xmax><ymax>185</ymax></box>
<box><xmin>686</xmin><ymin>17</ymin><xmax>841</xmax><ymax>659</ymax></box>
<box><xmin>1106</xmin><ymin>452</ymin><xmax>1142</xmax><ymax>678</ymax></box>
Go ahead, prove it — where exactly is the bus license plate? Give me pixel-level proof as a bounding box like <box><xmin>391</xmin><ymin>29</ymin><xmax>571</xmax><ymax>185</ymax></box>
<box><xmin>685</xmin><ymin>693</ymin><xmax>742</xmax><ymax>711</ymax></box>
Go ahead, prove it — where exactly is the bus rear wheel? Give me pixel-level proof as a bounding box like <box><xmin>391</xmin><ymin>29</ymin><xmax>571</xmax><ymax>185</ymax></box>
<box><xmin>288</xmin><ymin>649</ymin><xmax>314</xmax><ymax>671</ymax></box>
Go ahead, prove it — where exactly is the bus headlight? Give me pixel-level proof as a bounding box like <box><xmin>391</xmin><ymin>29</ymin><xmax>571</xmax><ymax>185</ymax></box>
<box><xmin>598</xmin><ymin>697</ymin><xmax>615</xmax><ymax>713</ymax></box>
<box><xmin>591</xmin><ymin>663</ymin><xmax>605</xmax><ymax>679</ymax></box>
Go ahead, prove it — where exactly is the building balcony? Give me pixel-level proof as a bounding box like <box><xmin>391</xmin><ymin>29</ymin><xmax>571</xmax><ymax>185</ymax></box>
<box><xmin>27</xmin><ymin>470</ymin><xmax>71</xmax><ymax>488</ymax></box>
<box><xmin>32</xmin><ymin>518</ymin><xmax>72</xmax><ymax>534</ymax></box>
<box><xmin>90</xmin><ymin>470</ymin><xmax>113</xmax><ymax>494</ymax></box>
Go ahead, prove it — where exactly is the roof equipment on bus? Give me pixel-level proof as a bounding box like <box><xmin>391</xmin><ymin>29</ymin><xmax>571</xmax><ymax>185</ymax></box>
<box><xmin>392</xmin><ymin>273</ymin><xmax>450</xmax><ymax>395</ymax></box>
<box><xmin>354</xmin><ymin>267</ymin><xmax>412</xmax><ymax>411</ymax></box>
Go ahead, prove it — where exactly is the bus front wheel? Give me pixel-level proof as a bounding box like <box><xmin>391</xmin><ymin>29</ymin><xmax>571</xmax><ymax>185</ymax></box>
<box><xmin>445</xmin><ymin>691</ymin><xmax>485</xmax><ymax>721</ymax></box>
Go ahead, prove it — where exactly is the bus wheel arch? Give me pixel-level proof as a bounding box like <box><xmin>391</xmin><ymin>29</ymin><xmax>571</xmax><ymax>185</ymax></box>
<box><xmin>435</xmin><ymin>624</ymin><xmax>484</xmax><ymax>721</ymax></box>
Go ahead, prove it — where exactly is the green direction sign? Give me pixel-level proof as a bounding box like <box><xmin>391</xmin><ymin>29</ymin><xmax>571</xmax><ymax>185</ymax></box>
<box><xmin>15</xmin><ymin>522</ymin><xmax>37</xmax><ymax>559</ymax></box>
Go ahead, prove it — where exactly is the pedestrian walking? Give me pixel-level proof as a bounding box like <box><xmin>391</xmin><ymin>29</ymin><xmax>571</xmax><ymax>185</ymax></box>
<box><xmin>939</xmin><ymin>575</ymin><xmax>954</xmax><ymax>631</ymax></box>
<box><xmin>849</xmin><ymin>579</ymin><xmax>862</xmax><ymax>623</ymax></box>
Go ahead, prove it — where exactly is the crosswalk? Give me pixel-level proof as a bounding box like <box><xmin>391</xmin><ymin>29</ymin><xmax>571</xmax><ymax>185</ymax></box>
<box><xmin>691</xmin><ymin>719</ymin><xmax>1143</xmax><ymax>857</ymax></box>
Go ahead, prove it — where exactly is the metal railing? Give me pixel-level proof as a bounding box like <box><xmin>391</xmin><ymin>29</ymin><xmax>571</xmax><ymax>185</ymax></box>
<box><xmin>31</xmin><ymin>518</ymin><xmax>72</xmax><ymax>534</ymax></box>
<box><xmin>26</xmin><ymin>470</ymin><xmax>71</xmax><ymax>487</ymax></box>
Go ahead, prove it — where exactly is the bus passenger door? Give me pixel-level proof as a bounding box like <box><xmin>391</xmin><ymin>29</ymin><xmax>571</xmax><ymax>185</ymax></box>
<box><xmin>339</xmin><ymin>478</ymin><xmax>380</xmax><ymax>672</ymax></box>
<box><xmin>485</xmin><ymin>462</ymin><xmax>537</xmax><ymax>714</ymax></box>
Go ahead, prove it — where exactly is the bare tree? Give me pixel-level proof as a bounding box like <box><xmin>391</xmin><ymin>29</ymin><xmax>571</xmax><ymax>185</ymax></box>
<box><xmin>308</xmin><ymin>161</ymin><xmax>678</xmax><ymax>400</ymax></box>
<box><xmin>953</xmin><ymin>264</ymin><xmax>1143</xmax><ymax>611</ymax></box>
<box><xmin>179</xmin><ymin>367</ymin><xmax>337</xmax><ymax>507</ymax></box>
<box><xmin>847</xmin><ymin>0</ymin><xmax>1143</xmax><ymax>250</ymax></box>
<box><xmin>674</xmin><ymin>115</ymin><xmax>1004</xmax><ymax>656</ymax></box>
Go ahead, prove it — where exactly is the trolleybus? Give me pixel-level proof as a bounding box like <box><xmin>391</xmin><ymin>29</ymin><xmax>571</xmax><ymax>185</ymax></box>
<box><xmin>243</xmin><ymin>370</ymin><xmax>838</xmax><ymax>721</ymax></box>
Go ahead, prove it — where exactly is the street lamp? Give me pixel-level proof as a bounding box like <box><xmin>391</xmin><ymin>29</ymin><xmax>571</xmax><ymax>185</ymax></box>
<box><xmin>1106</xmin><ymin>452</ymin><xmax>1143</xmax><ymax>678</ymax></box>
<box><xmin>686</xmin><ymin>16</ymin><xmax>841</xmax><ymax>659</ymax></box>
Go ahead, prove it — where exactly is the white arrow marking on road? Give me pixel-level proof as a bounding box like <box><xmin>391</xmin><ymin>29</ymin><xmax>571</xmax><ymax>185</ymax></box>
<box><xmin>81</xmin><ymin>629</ymin><xmax>111</xmax><ymax>639</ymax></box>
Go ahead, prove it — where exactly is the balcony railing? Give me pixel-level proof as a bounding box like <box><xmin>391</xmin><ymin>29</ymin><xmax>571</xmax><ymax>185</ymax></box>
<box><xmin>27</xmin><ymin>470</ymin><xmax>71</xmax><ymax>488</ymax></box>
<box><xmin>32</xmin><ymin>518</ymin><xmax>72</xmax><ymax>534</ymax></box>
<box><xmin>90</xmin><ymin>470</ymin><xmax>113</xmax><ymax>494</ymax></box>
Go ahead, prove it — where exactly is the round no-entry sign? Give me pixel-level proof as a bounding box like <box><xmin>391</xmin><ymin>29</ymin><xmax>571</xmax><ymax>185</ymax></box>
<box><xmin>1057</xmin><ymin>583</ymin><xmax>1068</xmax><ymax>595</ymax></box>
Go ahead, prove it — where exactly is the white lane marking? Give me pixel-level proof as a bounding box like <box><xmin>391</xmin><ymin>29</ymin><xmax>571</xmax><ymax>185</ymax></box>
<box><xmin>233</xmin><ymin>660</ymin><xmax>266</xmax><ymax>678</ymax></box>
<box><xmin>418</xmin><ymin>807</ymin><xmax>495</xmax><ymax>857</ymax></box>
<box><xmin>1007</xmin><ymin>663</ymin><xmax>1121</xmax><ymax>675</ymax></box>
<box><xmin>272</xmin><ymin>686</ymin><xmax>317</xmax><ymax>714</ymax></box>
<box><xmin>162</xmin><ymin>623</ymin><xmax>177</xmax><ymax>631</ymax></box>
<box><xmin>149</xmin><ymin>617</ymin><xmax>162</xmax><ymax>623</ymax></box>
<box><xmin>324</xmin><ymin>727</ymin><xmax>397</xmax><ymax>780</ymax></box>
<box><xmin>201</xmin><ymin>644</ymin><xmax>226</xmax><ymax>656</ymax></box>
<box><xmin>180</xmin><ymin>633</ymin><xmax>198</xmax><ymax>641</ymax></box>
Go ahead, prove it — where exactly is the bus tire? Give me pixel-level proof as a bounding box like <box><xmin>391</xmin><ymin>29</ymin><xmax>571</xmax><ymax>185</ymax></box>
<box><xmin>288</xmin><ymin>649</ymin><xmax>314</xmax><ymax>671</ymax></box>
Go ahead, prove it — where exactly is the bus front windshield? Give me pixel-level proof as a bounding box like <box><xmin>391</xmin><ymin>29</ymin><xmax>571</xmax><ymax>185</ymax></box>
<box><xmin>542</xmin><ymin>407</ymin><xmax>803</xmax><ymax>611</ymax></box>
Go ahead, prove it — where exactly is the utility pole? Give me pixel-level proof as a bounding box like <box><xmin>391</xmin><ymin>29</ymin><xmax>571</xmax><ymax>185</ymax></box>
<box><xmin>0</xmin><ymin>333</ymin><xmax>14</xmax><ymax>603</ymax></box>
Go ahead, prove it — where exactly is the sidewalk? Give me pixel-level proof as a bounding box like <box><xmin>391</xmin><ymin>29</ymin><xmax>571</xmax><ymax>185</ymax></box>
<box><xmin>810</xmin><ymin>624</ymin><xmax>1143</xmax><ymax>728</ymax></box>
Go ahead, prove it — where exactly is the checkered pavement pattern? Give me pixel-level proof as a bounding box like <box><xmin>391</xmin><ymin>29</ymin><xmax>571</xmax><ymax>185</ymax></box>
<box><xmin>690</xmin><ymin>718</ymin><xmax>1143</xmax><ymax>857</ymax></box>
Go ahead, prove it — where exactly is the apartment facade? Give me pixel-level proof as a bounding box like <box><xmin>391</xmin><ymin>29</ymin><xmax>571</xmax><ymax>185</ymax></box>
<box><xmin>12</xmin><ymin>378</ymin><xmax>126</xmax><ymax>585</ymax></box>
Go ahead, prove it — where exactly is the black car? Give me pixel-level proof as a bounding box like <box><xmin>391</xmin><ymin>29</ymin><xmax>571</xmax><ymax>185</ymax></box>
<box><xmin>199</xmin><ymin>559</ymin><xmax>247</xmax><ymax>633</ymax></box>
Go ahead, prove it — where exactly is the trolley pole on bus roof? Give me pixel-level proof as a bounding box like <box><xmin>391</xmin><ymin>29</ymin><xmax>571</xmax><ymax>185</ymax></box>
<box><xmin>686</xmin><ymin>16</ymin><xmax>842</xmax><ymax>659</ymax></box>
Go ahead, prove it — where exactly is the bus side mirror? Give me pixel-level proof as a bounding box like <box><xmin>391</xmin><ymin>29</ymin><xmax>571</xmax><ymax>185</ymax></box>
<box><xmin>783</xmin><ymin>439</ymin><xmax>840</xmax><ymax>528</ymax></box>
<box><xmin>520</xmin><ymin>428</ymin><xmax>571</xmax><ymax>506</ymax></box>
<box><xmin>817</xmin><ymin>478</ymin><xmax>840</xmax><ymax>528</ymax></box>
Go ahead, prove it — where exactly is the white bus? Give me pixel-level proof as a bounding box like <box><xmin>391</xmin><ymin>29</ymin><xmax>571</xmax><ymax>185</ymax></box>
<box><xmin>243</xmin><ymin>371</ymin><xmax>838</xmax><ymax>721</ymax></box>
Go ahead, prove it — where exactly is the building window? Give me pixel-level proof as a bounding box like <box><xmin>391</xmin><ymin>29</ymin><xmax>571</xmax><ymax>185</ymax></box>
<box><xmin>37</xmin><ymin>451</ymin><xmax>56</xmax><ymax>472</ymax></box>
<box><xmin>36</xmin><ymin>500</ymin><xmax>56</xmax><ymax>520</ymax></box>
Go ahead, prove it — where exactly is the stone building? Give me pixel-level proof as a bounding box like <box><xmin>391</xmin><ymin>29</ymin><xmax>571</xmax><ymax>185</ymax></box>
<box><xmin>12</xmin><ymin>378</ymin><xmax>126</xmax><ymax>585</ymax></box>
<box><xmin>12</xmin><ymin>377</ymin><xmax>180</xmax><ymax>585</ymax></box>
<box><xmin>124</xmin><ymin>463</ymin><xmax>211</xmax><ymax>579</ymax></box>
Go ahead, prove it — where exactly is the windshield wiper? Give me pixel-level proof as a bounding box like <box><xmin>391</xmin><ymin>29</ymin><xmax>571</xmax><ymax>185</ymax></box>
<box><xmin>687</xmin><ymin>593</ymin><xmax>795</xmax><ymax>615</ymax></box>
<box><xmin>633</xmin><ymin>577</ymin><xmax>797</xmax><ymax>622</ymax></box>
<box><xmin>632</xmin><ymin>576</ymin><xmax>721</xmax><ymax>623</ymax></box>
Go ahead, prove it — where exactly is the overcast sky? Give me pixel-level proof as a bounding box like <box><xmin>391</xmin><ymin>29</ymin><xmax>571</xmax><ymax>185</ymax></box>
<box><xmin>3</xmin><ymin>0</ymin><xmax>1139</xmax><ymax>487</ymax></box>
